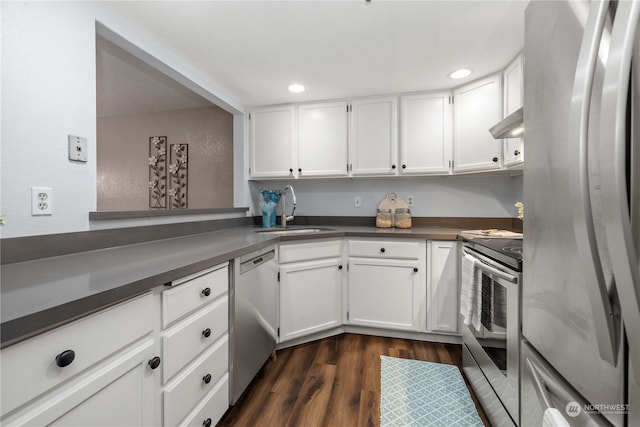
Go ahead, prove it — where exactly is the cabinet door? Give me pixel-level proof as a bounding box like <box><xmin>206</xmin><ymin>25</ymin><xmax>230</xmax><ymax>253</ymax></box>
<box><xmin>249</xmin><ymin>105</ymin><xmax>296</xmax><ymax>178</ymax></box>
<box><xmin>349</xmin><ymin>96</ymin><xmax>398</xmax><ymax>175</ymax></box>
<box><xmin>297</xmin><ymin>101</ymin><xmax>348</xmax><ymax>177</ymax></box>
<box><xmin>503</xmin><ymin>55</ymin><xmax>524</xmax><ymax>167</ymax></box>
<box><xmin>453</xmin><ymin>73</ymin><xmax>503</xmax><ymax>172</ymax></box>
<box><xmin>400</xmin><ymin>92</ymin><xmax>452</xmax><ymax>174</ymax></box>
<box><xmin>347</xmin><ymin>257</ymin><xmax>424</xmax><ymax>331</ymax></box>
<box><xmin>279</xmin><ymin>258</ymin><xmax>343</xmax><ymax>341</ymax></box>
<box><xmin>3</xmin><ymin>339</ymin><xmax>156</xmax><ymax>426</ymax></box>
<box><xmin>427</xmin><ymin>241</ymin><xmax>459</xmax><ymax>334</ymax></box>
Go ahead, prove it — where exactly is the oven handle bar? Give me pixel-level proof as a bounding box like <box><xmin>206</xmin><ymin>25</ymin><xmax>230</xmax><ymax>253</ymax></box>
<box><xmin>461</xmin><ymin>248</ymin><xmax>518</xmax><ymax>283</ymax></box>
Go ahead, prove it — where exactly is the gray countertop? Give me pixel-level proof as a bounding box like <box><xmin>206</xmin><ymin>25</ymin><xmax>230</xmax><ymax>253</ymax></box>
<box><xmin>0</xmin><ymin>225</ymin><xmax>462</xmax><ymax>348</ymax></box>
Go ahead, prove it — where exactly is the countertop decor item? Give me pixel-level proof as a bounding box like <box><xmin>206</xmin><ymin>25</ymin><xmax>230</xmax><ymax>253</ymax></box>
<box><xmin>376</xmin><ymin>192</ymin><xmax>409</xmax><ymax>228</ymax></box>
<box><xmin>148</xmin><ymin>136</ymin><xmax>167</xmax><ymax>209</ymax></box>
<box><xmin>260</xmin><ymin>189</ymin><xmax>282</xmax><ymax>228</ymax></box>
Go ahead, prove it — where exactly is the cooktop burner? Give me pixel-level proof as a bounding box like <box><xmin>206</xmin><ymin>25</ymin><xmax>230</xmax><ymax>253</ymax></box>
<box><xmin>463</xmin><ymin>238</ymin><xmax>523</xmax><ymax>271</ymax></box>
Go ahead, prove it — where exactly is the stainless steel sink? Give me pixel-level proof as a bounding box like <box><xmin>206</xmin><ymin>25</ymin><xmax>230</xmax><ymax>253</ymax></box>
<box><xmin>256</xmin><ymin>227</ymin><xmax>335</xmax><ymax>235</ymax></box>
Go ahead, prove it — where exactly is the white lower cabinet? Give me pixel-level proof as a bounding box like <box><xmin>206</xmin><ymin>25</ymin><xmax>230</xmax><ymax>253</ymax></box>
<box><xmin>278</xmin><ymin>239</ymin><xmax>343</xmax><ymax>342</ymax></box>
<box><xmin>0</xmin><ymin>294</ymin><xmax>157</xmax><ymax>426</ymax></box>
<box><xmin>427</xmin><ymin>241</ymin><xmax>459</xmax><ymax>334</ymax></box>
<box><xmin>346</xmin><ymin>239</ymin><xmax>426</xmax><ymax>332</ymax></box>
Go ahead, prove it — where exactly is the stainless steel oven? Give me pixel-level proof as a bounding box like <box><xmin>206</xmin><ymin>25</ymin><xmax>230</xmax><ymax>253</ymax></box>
<box><xmin>460</xmin><ymin>239</ymin><xmax>522</xmax><ymax>426</ymax></box>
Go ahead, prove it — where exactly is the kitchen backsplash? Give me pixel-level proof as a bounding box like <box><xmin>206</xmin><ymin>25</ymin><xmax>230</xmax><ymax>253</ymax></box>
<box><xmin>250</xmin><ymin>175</ymin><xmax>522</xmax><ymax>218</ymax></box>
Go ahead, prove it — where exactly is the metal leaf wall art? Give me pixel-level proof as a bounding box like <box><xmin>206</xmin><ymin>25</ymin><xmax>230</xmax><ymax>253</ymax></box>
<box><xmin>169</xmin><ymin>144</ymin><xmax>188</xmax><ymax>209</ymax></box>
<box><xmin>148</xmin><ymin>136</ymin><xmax>167</xmax><ymax>209</ymax></box>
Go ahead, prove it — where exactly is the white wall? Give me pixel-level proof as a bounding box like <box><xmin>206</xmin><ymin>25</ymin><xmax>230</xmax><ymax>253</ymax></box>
<box><xmin>250</xmin><ymin>175</ymin><xmax>522</xmax><ymax>218</ymax></box>
<box><xmin>1</xmin><ymin>2</ymin><xmax>246</xmax><ymax>238</ymax></box>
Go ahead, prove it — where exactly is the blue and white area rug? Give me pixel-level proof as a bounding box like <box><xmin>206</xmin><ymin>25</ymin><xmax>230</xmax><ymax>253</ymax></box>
<box><xmin>380</xmin><ymin>356</ymin><xmax>484</xmax><ymax>427</ymax></box>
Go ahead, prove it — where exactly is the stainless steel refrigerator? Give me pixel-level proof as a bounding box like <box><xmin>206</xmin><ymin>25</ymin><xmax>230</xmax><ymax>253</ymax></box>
<box><xmin>522</xmin><ymin>1</ymin><xmax>639</xmax><ymax>426</ymax></box>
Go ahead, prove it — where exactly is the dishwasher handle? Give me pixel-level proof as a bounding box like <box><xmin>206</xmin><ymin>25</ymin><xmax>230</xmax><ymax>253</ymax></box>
<box><xmin>240</xmin><ymin>249</ymin><xmax>275</xmax><ymax>274</ymax></box>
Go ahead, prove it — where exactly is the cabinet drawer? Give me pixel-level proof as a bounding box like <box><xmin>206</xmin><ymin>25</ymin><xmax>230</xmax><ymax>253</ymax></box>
<box><xmin>163</xmin><ymin>263</ymin><xmax>228</xmax><ymax>327</ymax></box>
<box><xmin>162</xmin><ymin>296</ymin><xmax>228</xmax><ymax>382</ymax></box>
<box><xmin>0</xmin><ymin>293</ymin><xmax>153</xmax><ymax>416</ymax></box>
<box><xmin>163</xmin><ymin>334</ymin><xmax>228</xmax><ymax>427</ymax></box>
<box><xmin>279</xmin><ymin>239</ymin><xmax>342</xmax><ymax>264</ymax></box>
<box><xmin>348</xmin><ymin>239</ymin><xmax>420</xmax><ymax>259</ymax></box>
<box><xmin>178</xmin><ymin>374</ymin><xmax>229</xmax><ymax>427</ymax></box>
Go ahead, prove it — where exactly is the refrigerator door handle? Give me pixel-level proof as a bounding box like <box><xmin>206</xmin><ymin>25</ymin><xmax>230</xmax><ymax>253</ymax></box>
<box><xmin>568</xmin><ymin>0</ymin><xmax>618</xmax><ymax>365</ymax></box>
<box><xmin>600</xmin><ymin>0</ymin><xmax>640</xmax><ymax>384</ymax></box>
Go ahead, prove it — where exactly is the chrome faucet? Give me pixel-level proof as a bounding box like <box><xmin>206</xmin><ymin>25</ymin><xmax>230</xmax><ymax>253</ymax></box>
<box><xmin>281</xmin><ymin>185</ymin><xmax>296</xmax><ymax>228</ymax></box>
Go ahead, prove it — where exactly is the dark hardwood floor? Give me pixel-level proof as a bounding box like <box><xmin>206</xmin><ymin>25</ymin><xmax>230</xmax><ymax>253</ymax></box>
<box><xmin>219</xmin><ymin>333</ymin><xmax>491</xmax><ymax>427</ymax></box>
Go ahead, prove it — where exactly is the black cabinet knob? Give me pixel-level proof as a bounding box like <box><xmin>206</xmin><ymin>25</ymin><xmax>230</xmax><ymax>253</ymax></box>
<box><xmin>203</xmin><ymin>419</ymin><xmax>212</xmax><ymax>427</ymax></box>
<box><xmin>55</xmin><ymin>350</ymin><xmax>75</xmax><ymax>368</ymax></box>
<box><xmin>148</xmin><ymin>356</ymin><xmax>161</xmax><ymax>370</ymax></box>
<box><xmin>380</xmin><ymin>248</ymin><xmax>386</xmax><ymax>253</ymax></box>
<box><xmin>402</xmin><ymin>164</ymin><xmax>407</xmax><ymax>169</ymax></box>
<box><xmin>492</xmin><ymin>157</ymin><xmax>499</xmax><ymax>162</ymax></box>
<box><xmin>201</xmin><ymin>287</ymin><xmax>211</xmax><ymax>297</ymax></box>
<box><xmin>203</xmin><ymin>373</ymin><xmax>212</xmax><ymax>384</ymax></box>
<box><xmin>202</xmin><ymin>328</ymin><xmax>212</xmax><ymax>338</ymax></box>
<box><xmin>392</xmin><ymin>164</ymin><xmax>396</xmax><ymax>169</ymax></box>
<box><xmin>338</xmin><ymin>265</ymin><xmax>343</xmax><ymax>270</ymax></box>
<box><xmin>413</xmin><ymin>267</ymin><xmax>419</xmax><ymax>273</ymax></box>
<box><xmin>289</xmin><ymin>168</ymin><xmax>293</xmax><ymax>173</ymax></box>
<box><xmin>298</xmin><ymin>168</ymin><xmax>302</xmax><ymax>172</ymax></box>
<box><xmin>514</xmin><ymin>150</ymin><xmax>520</xmax><ymax>156</ymax></box>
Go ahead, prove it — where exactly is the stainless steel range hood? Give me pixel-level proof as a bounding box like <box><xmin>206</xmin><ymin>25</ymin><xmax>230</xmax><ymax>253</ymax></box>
<box><xmin>489</xmin><ymin>107</ymin><xmax>523</xmax><ymax>139</ymax></box>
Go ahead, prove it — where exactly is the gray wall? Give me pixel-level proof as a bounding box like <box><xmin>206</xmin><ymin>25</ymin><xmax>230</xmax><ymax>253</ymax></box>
<box><xmin>97</xmin><ymin>106</ymin><xmax>233</xmax><ymax>211</ymax></box>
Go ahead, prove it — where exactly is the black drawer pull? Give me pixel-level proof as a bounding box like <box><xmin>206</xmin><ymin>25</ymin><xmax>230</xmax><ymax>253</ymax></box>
<box><xmin>413</xmin><ymin>267</ymin><xmax>419</xmax><ymax>273</ymax></box>
<box><xmin>201</xmin><ymin>287</ymin><xmax>211</xmax><ymax>297</ymax></box>
<box><xmin>402</xmin><ymin>164</ymin><xmax>407</xmax><ymax>169</ymax></box>
<box><xmin>289</xmin><ymin>168</ymin><xmax>293</xmax><ymax>173</ymax></box>
<box><xmin>514</xmin><ymin>150</ymin><xmax>520</xmax><ymax>156</ymax></box>
<box><xmin>148</xmin><ymin>356</ymin><xmax>161</xmax><ymax>370</ymax></box>
<box><xmin>492</xmin><ymin>157</ymin><xmax>499</xmax><ymax>162</ymax></box>
<box><xmin>203</xmin><ymin>373</ymin><xmax>212</xmax><ymax>384</ymax></box>
<box><xmin>202</xmin><ymin>328</ymin><xmax>212</xmax><ymax>338</ymax></box>
<box><xmin>203</xmin><ymin>419</ymin><xmax>212</xmax><ymax>427</ymax></box>
<box><xmin>55</xmin><ymin>350</ymin><xmax>75</xmax><ymax>368</ymax></box>
<box><xmin>380</xmin><ymin>248</ymin><xmax>386</xmax><ymax>253</ymax></box>
<box><xmin>392</xmin><ymin>164</ymin><xmax>396</xmax><ymax>169</ymax></box>
<box><xmin>338</xmin><ymin>265</ymin><xmax>343</xmax><ymax>270</ymax></box>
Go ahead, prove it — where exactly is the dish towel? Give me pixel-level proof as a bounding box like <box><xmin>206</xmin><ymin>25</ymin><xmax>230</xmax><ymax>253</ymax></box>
<box><xmin>460</xmin><ymin>253</ymin><xmax>482</xmax><ymax>331</ymax></box>
<box><xmin>481</xmin><ymin>274</ymin><xmax>493</xmax><ymax>332</ymax></box>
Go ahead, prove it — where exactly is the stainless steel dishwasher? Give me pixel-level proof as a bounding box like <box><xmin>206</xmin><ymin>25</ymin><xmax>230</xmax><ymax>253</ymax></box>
<box><xmin>230</xmin><ymin>245</ymin><xmax>278</xmax><ymax>404</ymax></box>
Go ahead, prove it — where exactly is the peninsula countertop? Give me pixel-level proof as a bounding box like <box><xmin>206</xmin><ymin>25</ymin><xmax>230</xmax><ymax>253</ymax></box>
<box><xmin>1</xmin><ymin>225</ymin><xmax>464</xmax><ymax>347</ymax></box>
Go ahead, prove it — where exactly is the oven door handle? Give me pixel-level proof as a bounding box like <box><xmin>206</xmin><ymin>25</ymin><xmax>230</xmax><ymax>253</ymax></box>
<box><xmin>461</xmin><ymin>249</ymin><xmax>518</xmax><ymax>283</ymax></box>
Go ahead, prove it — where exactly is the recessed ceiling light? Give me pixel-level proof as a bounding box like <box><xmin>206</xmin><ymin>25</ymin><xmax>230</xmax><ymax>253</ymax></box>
<box><xmin>288</xmin><ymin>83</ymin><xmax>307</xmax><ymax>93</ymax></box>
<box><xmin>448</xmin><ymin>68</ymin><xmax>472</xmax><ymax>79</ymax></box>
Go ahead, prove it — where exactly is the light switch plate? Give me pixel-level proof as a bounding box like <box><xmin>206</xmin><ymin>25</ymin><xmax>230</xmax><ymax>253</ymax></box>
<box><xmin>354</xmin><ymin>196</ymin><xmax>362</xmax><ymax>208</ymax></box>
<box><xmin>68</xmin><ymin>135</ymin><xmax>87</xmax><ymax>162</ymax></box>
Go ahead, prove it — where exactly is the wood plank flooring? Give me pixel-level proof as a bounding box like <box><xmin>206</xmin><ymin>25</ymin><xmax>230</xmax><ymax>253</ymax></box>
<box><xmin>218</xmin><ymin>333</ymin><xmax>491</xmax><ymax>427</ymax></box>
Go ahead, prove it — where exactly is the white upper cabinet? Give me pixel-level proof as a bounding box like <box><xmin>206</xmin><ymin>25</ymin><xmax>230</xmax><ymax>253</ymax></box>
<box><xmin>349</xmin><ymin>96</ymin><xmax>398</xmax><ymax>175</ymax></box>
<box><xmin>453</xmin><ymin>72</ymin><xmax>503</xmax><ymax>172</ymax></box>
<box><xmin>400</xmin><ymin>92</ymin><xmax>452</xmax><ymax>174</ymax></box>
<box><xmin>503</xmin><ymin>54</ymin><xmax>524</xmax><ymax>167</ymax></box>
<box><xmin>297</xmin><ymin>101</ymin><xmax>349</xmax><ymax>177</ymax></box>
<box><xmin>249</xmin><ymin>105</ymin><xmax>296</xmax><ymax>179</ymax></box>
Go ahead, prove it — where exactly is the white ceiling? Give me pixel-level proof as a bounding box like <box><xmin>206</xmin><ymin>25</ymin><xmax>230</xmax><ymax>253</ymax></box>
<box><xmin>100</xmin><ymin>0</ymin><xmax>528</xmax><ymax>111</ymax></box>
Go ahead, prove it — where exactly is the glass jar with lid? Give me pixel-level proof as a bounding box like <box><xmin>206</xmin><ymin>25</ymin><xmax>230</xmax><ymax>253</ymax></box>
<box><xmin>395</xmin><ymin>208</ymin><xmax>412</xmax><ymax>229</ymax></box>
<box><xmin>376</xmin><ymin>208</ymin><xmax>393</xmax><ymax>228</ymax></box>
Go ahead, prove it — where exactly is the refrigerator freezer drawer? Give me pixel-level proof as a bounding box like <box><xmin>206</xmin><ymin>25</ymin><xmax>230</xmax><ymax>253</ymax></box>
<box><xmin>520</xmin><ymin>340</ymin><xmax>614</xmax><ymax>427</ymax></box>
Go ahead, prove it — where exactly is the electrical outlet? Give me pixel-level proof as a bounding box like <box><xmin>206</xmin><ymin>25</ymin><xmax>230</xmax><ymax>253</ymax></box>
<box><xmin>354</xmin><ymin>196</ymin><xmax>362</xmax><ymax>208</ymax></box>
<box><xmin>407</xmin><ymin>195</ymin><xmax>414</xmax><ymax>206</ymax></box>
<box><xmin>32</xmin><ymin>187</ymin><xmax>52</xmax><ymax>215</ymax></box>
